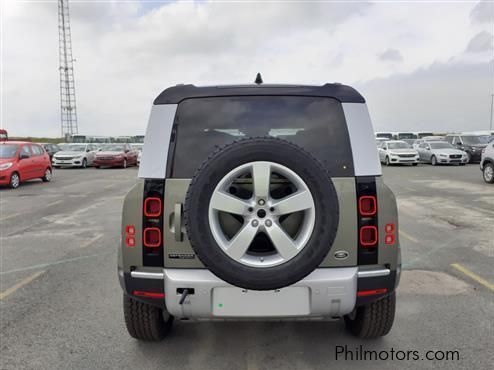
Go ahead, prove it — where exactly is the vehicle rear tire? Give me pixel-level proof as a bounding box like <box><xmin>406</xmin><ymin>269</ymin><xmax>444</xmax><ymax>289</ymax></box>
<box><xmin>81</xmin><ymin>159</ymin><xmax>87</xmax><ymax>168</ymax></box>
<box><xmin>385</xmin><ymin>156</ymin><xmax>391</xmax><ymax>166</ymax></box>
<box><xmin>41</xmin><ymin>168</ymin><xmax>52</xmax><ymax>182</ymax></box>
<box><xmin>185</xmin><ymin>137</ymin><xmax>339</xmax><ymax>291</ymax></box>
<box><xmin>483</xmin><ymin>163</ymin><xmax>494</xmax><ymax>183</ymax></box>
<box><xmin>431</xmin><ymin>155</ymin><xmax>437</xmax><ymax>166</ymax></box>
<box><xmin>123</xmin><ymin>294</ymin><xmax>173</xmax><ymax>341</ymax></box>
<box><xmin>344</xmin><ymin>293</ymin><xmax>396</xmax><ymax>338</ymax></box>
<box><xmin>9</xmin><ymin>172</ymin><xmax>20</xmax><ymax>189</ymax></box>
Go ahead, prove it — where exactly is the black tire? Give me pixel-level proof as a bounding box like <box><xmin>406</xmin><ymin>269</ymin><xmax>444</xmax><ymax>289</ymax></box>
<box><xmin>483</xmin><ymin>163</ymin><xmax>494</xmax><ymax>184</ymax></box>
<box><xmin>81</xmin><ymin>158</ymin><xmax>87</xmax><ymax>168</ymax></box>
<box><xmin>459</xmin><ymin>163</ymin><xmax>466</xmax><ymax>166</ymax></box>
<box><xmin>412</xmin><ymin>163</ymin><xmax>418</xmax><ymax>166</ymax></box>
<box><xmin>95</xmin><ymin>166</ymin><xmax>100</xmax><ymax>169</ymax></box>
<box><xmin>123</xmin><ymin>294</ymin><xmax>173</xmax><ymax>341</ymax></box>
<box><xmin>344</xmin><ymin>293</ymin><xmax>396</xmax><ymax>338</ymax></box>
<box><xmin>385</xmin><ymin>156</ymin><xmax>391</xmax><ymax>166</ymax></box>
<box><xmin>41</xmin><ymin>168</ymin><xmax>52</xmax><ymax>182</ymax></box>
<box><xmin>184</xmin><ymin>137</ymin><xmax>339</xmax><ymax>291</ymax></box>
<box><xmin>9</xmin><ymin>172</ymin><xmax>20</xmax><ymax>189</ymax></box>
<box><xmin>431</xmin><ymin>155</ymin><xmax>437</xmax><ymax>166</ymax></box>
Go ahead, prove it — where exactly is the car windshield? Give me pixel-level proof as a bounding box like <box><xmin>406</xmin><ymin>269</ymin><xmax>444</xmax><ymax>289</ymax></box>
<box><xmin>387</xmin><ymin>142</ymin><xmax>410</xmax><ymax>149</ymax></box>
<box><xmin>462</xmin><ymin>136</ymin><xmax>490</xmax><ymax>145</ymax></box>
<box><xmin>0</xmin><ymin>144</ymin><xmax>19</xmax><ymax>158</ymax></box>
<box><xmin>430</xmin><ymin>142</ymin><xmax>454</xmax><ymax>149</ymax></box>
<box><xmin>100</xmin><ymin>145</ymin><xmax>125</xmax><ymax>151</ymax></box>
<box><xmin>60</xmin><ymin>144</ymin><xmax>86</xmax><ymax>151</ymax></box>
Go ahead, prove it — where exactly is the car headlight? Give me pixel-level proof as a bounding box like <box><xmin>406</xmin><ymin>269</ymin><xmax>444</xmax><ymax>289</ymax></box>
<box><xmin>439</xmin><ymin>153</ymin><xmax>447</xmax><ymax>157</ymax></box>
<box><xmin>0</xmin><ymin>162</ymin><xmax>13</xmax><ymax>170</ymax></box>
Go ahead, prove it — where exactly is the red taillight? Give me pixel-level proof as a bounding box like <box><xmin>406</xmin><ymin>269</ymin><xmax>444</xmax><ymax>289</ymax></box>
<box><xmin>144</xmin><ymin>197</ymin><xmax>162</xmax><ymax>217</ymax></box>
<box><xmin>132</xmin><ymin>290</ymin><xmax>165</xmax><ymax>299</ymax></box>
<box><xmin>385</xmin><ymin>223</ymin><xmax>395</xmax><ymax>245</ymax></box>
<box><xmin>357</xmin><ymin>288</ymin><xmax>387</xmax><ymax>297</ymax></box>
<box><xmin>143</xmin><ymin>227</ymin><xmax>161</xmax><ymax>247</ymax></box>
<box><xmin>125</xmin><ymin>225</ymin><xmax>136</xmax><ymax>247</ymax></box>
<box><xmin>126</xmin><ymin>236</ymin><xmax>136</xmax><ymax>247</ymax></box>
<box><xmin>385</xmin><ymin>234</ymin><xmax>395</xmax><ymax>245</ymax></box>
<box><xmin>358</xmin><ymin>196</ymin><xmax>377</xmax><ymax>216</ymax></box>
<box><xmin>360</xmin><ymin>226</ymin><xmax>378</xmax><ymax>246</ymax></box>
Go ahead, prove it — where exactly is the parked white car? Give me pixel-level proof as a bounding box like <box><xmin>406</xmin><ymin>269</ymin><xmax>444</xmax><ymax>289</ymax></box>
<box><xmin>480</xmin><ymin>141</ymin><xmax>494</xmax><ymax>183</ymax></box>
<box><xmin>52</xmin><ymin>143</ymin><xmax>99</xmax><ymax>168</ymax></box>
<box><xmin>412</xmin><ymin>136</ymin><xmax>445</xmax><ymax>149</ymax></box>
<box><xmin>378</xmin><ymin>140</ymin><xmax>419</xmax><ymax>166</ymax></box>
<box><xmin>416</xmin><ymin>141</ymin><xmax>468</xmax><ymax>166</ymax></box>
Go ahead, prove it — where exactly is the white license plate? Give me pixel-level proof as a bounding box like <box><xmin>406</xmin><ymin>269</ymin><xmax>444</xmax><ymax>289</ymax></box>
<box><xmin>212</xmin><ymin>287</ymin><xmax>310</xmax><ymax>317</ymax></box>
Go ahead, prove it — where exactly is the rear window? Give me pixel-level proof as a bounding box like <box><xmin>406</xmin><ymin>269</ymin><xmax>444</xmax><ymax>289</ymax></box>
<box><xmin>170</xmin><ymin>96</ymin><xmax>354</xmax><ymax>177</ymax></box>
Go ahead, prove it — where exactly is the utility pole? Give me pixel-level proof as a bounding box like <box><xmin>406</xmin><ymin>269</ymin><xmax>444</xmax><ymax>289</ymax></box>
<box><xmin>58</xmin><ymin>0</ymin><xmax>78</xmax><ymax>140</ymax></box>
<box><xmin>490</xmin><ymin>94</ymin><xmax>493</xmax><ymax>131</ymax></box>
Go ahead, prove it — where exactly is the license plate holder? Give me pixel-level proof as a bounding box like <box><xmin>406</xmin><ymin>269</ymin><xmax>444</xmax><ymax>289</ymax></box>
<box><xmin>212</xmin><ymin>287</ymin><xmax>310</xmax><ymax>317</ymax></box>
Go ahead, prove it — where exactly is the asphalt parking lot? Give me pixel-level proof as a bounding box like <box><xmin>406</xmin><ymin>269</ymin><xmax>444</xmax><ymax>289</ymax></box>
<box><xmin>1</xmin><ymin>164</ymin><xmax>493</xmax><ymax>370</ymax></box>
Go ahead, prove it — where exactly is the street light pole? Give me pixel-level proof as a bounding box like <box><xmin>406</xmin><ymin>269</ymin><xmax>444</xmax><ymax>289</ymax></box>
<box><xmin>490</xmin><ymin>94</ymin><xmax>494</xmax><ymax>131</ymax></box>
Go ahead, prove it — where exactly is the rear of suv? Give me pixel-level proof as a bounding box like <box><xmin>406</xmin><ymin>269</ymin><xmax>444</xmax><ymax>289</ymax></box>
<box><xmin>118</xmin><ymin>82</ymin><xmax>401</xmax><ymax>340</ymax></box>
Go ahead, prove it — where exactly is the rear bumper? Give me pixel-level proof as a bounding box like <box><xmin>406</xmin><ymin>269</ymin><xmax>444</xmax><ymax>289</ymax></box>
<box><xmin>120</xmin><ymin>266</ymin><xmax>397</xmax><ymax>319</ymax></box>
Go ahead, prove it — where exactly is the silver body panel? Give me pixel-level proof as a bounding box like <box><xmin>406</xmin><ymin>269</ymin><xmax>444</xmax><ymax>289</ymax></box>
<box><xmin>163</xmin><ymin>267</ymin><xmax>358</xmax><ymax>319</ymax></box>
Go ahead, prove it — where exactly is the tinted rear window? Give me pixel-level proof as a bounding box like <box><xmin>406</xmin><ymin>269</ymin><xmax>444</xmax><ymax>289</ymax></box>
<box><xmin>170</xmin><ymin>96</ymin><xmax>354</xmax><ymax>177</ymax></box>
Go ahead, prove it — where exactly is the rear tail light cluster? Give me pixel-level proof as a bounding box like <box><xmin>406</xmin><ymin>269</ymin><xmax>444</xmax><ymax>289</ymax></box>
<box><xmin>142</xmin><ymin>180</ymin><xmax>165</xmax><ymax>267</ymax></box>
<box><xmin>356</xmin><ymin>178</ymin><xmax>378</xmax><ymax>265</ymax></box>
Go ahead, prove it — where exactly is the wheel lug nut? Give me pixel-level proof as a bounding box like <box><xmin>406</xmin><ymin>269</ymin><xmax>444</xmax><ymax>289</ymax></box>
<box><xmin>248</xmin><ymin>207</ymin><xmax>254</xmax><ymax>212</ymax></box>
<box><xmin>258</xmin><ymin>199</ymin><xmax>265</xmax><ymax>206</ymax></box>
<box><xmin>265</xmin><ymin>219</ymin><xmax>272</xmax><ymax>227</ymax></box>
<box><xmin>251</xmin><ymin>220</ymin><xmax>259</xmax><ymax>227</ymax></box>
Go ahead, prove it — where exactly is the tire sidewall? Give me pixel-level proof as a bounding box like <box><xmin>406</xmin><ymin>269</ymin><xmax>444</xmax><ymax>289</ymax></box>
<box><xmin>484</xmin><ymin>163</ymin><xmax>494</xmax><ymax>183</ymax></box>
<box><xmin>184</xmin><ymin>138</ymin><xmax>340</xmax><ymax>290</ymax></box>
<box><xmin>10</xmin><ymin>172</ymin><xmax>20</xmax><ymax>189</ymax></box>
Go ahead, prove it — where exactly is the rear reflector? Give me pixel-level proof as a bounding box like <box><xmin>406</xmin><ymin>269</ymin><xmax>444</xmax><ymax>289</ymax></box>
<box><xmin>357</xmin><ymin>288</ymin><xmax>388</xmax><ymax>297</ymax></box>
<box><xmin>126</xmin><ymin>225</ymin><xmax>135</xmax><ymax>235</ymax></box>
<box><xmin>143</xmin><ymin>227</ymin><xmax>161</xmax><ymax>247</ymax></box>
<box><xmin>132</xmin><ymin>290</ymin><xmax>165</xmax><ymax>299</ymax></box>
<box><xmin>385</xmin><ymin>223</ymin><xmax>395</xmax><ymax>233</ymax></box>
<box><xmin>360</xmin><ymin>225</ymin><xmax>378</xmax><ymax>246</ymax></box>
<box><xmin>126</xmin><ymin>236</ymin><xmax>136</xmax><ymax>247</ymax></box>
<box><xmin>385</xmin><ymin>234</ymin><xmax>395</xmax><ymax>245</ymax></box>
<box><xmin>358</xmin><ymin>196</ymin><xmax>377</xmax><ymax>216</ymax></box>
<box><xmin>144</xmin><ymin>197</ymin><xmax>162</xmax><ymax>217</ymax></box>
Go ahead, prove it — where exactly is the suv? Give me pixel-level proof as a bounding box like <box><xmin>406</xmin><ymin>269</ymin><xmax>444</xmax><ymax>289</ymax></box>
<box><xmin>445</xmin><ymin>134</ymin><xmax>490</xmax><ymax>163</ymax></box>
<box><xmin>118</xmin><ymin>82</ymin><xmax>401</xmax><ymax>341</ymax></box>
<box><xmin>480</xmin><ymin>141</ymin><xmax>494</xmax><ymax>183</ymax></box>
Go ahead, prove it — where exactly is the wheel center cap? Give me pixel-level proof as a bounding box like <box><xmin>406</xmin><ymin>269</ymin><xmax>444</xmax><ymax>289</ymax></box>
<box><xmin>257</xmin><ymin>209</ymin><xmax>267</xmax><ymax>218</ymax></box>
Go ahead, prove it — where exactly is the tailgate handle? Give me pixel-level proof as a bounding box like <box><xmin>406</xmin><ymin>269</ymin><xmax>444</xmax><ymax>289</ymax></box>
<box><xmin>174</xmin><ymin>203</ymin><xmax>183</xmax><ymax>242</ymax></box>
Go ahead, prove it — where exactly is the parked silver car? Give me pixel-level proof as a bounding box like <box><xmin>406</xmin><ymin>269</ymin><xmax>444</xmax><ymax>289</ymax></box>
<box><xmin>52</xmin><ymin>143</ymin><xmax>99</xmax><ymax>168</ymax></box>
<box><xmin>416</xmin><ymin>141</ymin><xmax>468</xmax><ymax>166</ymax></box>
<box><xmin>378</xmin><ymin>140</ymin><xmax>419</xmax><ymax>166</ymax></box>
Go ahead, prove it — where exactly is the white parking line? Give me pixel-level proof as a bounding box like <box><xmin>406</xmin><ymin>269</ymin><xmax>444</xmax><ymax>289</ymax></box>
<box><xmin>0</xmin><ymin>213</ymin><xmax>20</xmax><ymax>222</ymax></box>
<box><xmin>0</xmin><ymin>270</ymin><xmax>46</xmax><ymax>300</ymax></box>
<box><xmin>400</xmin><ymin>230</ymin><xmax>419</xmax><ymax>243</ymax></box>
<box><xmin>0</xmin><ymin>251</ymin><xmax>113</xmax><ymax>276</ymax></box>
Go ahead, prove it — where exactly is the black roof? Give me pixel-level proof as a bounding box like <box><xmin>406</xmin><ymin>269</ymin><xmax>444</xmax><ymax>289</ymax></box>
<box><xmin>153</xmin><ymin>83</ymin><xmax>365</xmax><ymax>105</ymax></box>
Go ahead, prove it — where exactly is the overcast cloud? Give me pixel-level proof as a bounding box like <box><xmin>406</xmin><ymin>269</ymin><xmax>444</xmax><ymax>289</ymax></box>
<box><xmin>2</xmin><ymin>0</ymin><xmax>494</xmax><ymax>136</ymax></box>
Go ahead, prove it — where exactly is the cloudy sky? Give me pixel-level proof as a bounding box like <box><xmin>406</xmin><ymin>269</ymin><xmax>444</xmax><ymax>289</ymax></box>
<box><xmin>2</xmin><ymin>0</ymin><xmax>494</xmax><ymax>137</ymax></box>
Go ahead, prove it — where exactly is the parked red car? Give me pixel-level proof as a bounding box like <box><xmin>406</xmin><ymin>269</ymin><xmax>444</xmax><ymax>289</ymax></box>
<box><xmin>93</xmin><ymin>144</ymin><xmax>138</xmax><ymax>168</ymax></box>
<box><xmin>0</xmin><ymin>141</ymin><xmax>53</xmax><ymax>189</ymax></box>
